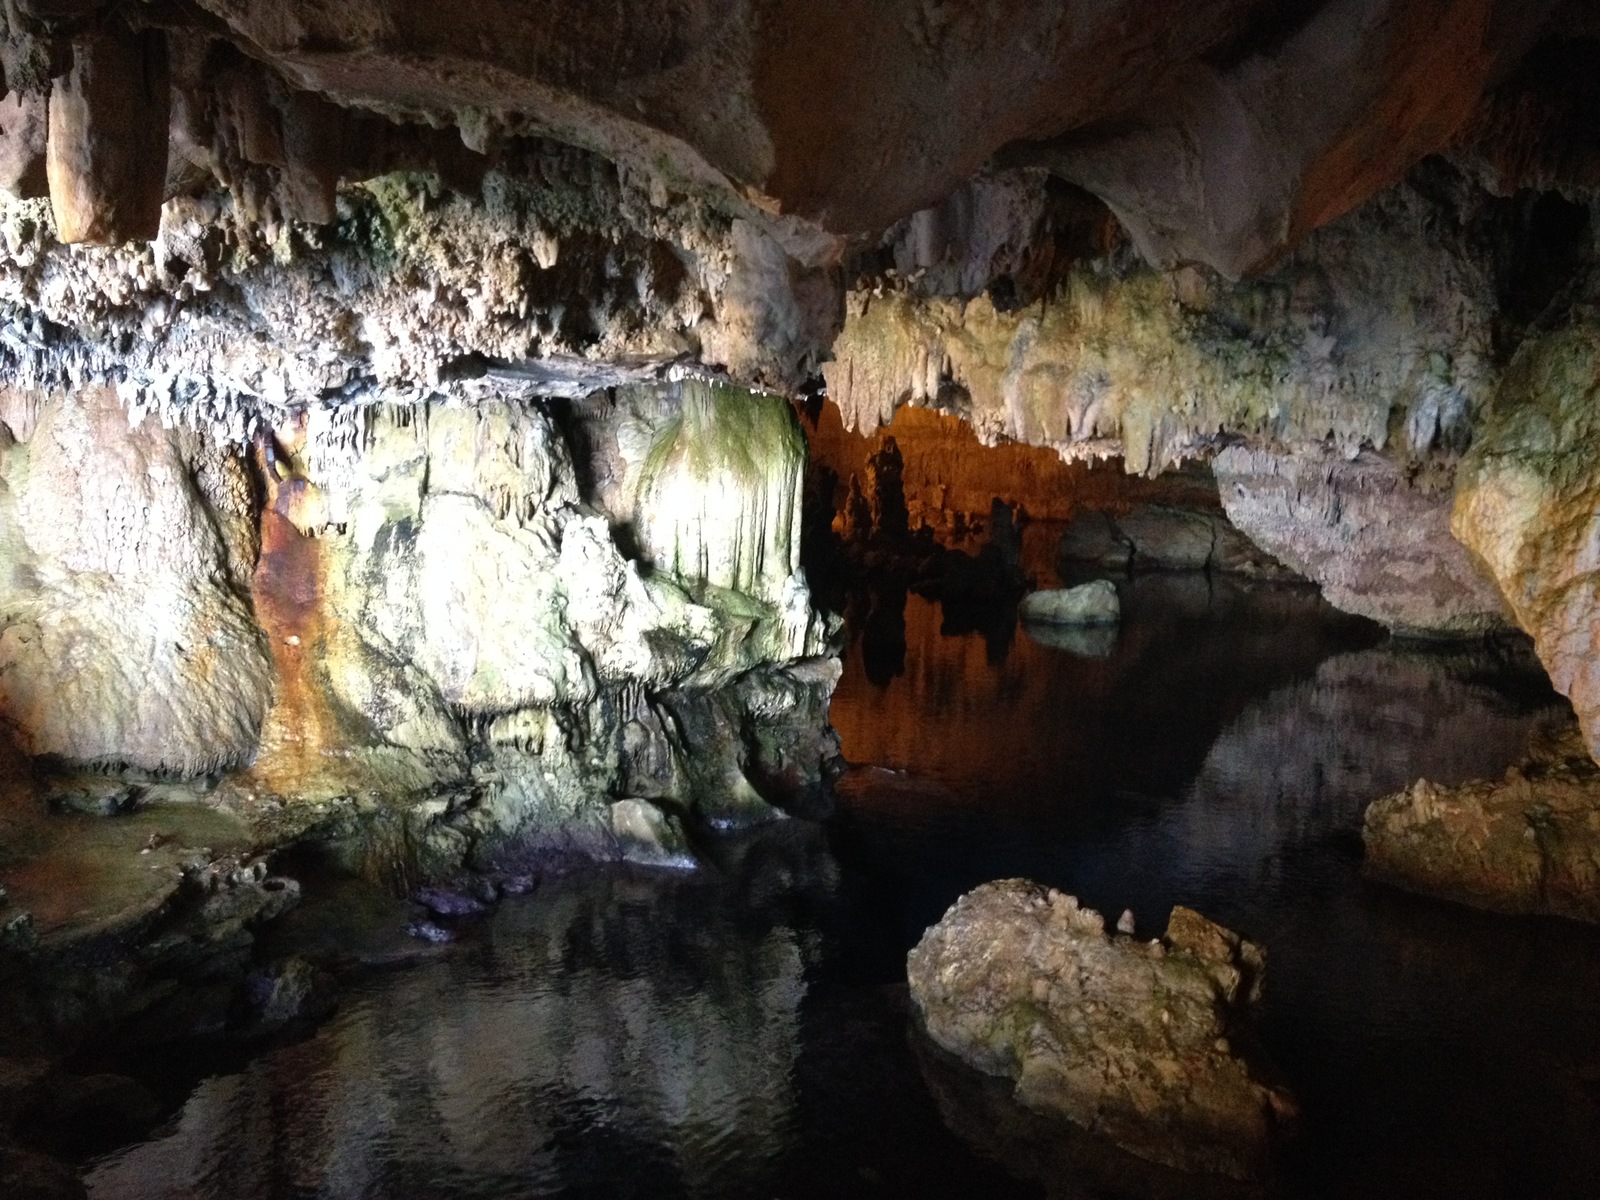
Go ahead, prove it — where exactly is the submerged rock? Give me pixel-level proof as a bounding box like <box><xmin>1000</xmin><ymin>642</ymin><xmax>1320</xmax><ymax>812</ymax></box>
<box><xmin>1364</xmin><ymin>721</ymin><xmax>1600</xmax><ymax>923</ymax></box>
<box><xmin>907</xmin><ymin>880</ymin><xmax>1298</xmax><ymax>1180</ymax></box>
<box><xmin>1018</xmin><ymin>580</ymin><xmax>1120</xmax><ymax>627</ymax></box>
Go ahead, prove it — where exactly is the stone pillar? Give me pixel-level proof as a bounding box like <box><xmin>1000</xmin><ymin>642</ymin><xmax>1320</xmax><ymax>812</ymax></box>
<box><xmin>46</xmin><ymin>25</ymin><xmax>170</xmax><ymax>244</ymax></box>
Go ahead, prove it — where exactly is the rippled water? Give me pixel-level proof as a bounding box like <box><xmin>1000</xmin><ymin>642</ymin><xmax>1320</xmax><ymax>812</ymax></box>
<box><xmin>88</xmin><ymin>578</ymin><xmax>1600</xmax><ymax>1199</ymax></box>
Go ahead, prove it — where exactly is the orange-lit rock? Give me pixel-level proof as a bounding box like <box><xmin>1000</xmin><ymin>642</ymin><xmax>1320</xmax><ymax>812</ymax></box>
<box><xmin>45</xmin><ymin>26</ymin><xmax>169</xmax><ymax>245</ymax></box>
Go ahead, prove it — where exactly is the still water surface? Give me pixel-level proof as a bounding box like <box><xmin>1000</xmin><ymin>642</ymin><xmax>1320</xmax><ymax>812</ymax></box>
<box><xmin>89</xmin><ymin>579</ymin><xmax>1600</xmax><ymax>1199</ymax></box>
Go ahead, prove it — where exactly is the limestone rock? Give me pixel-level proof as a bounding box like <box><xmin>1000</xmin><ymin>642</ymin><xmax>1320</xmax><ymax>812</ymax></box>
<box><xmin>637</xmin><ymin>380</ymin><xmax>805</xmax><ymax>605</ymax></box>
<box><xmin>1030</xmin><ymin>0</ymin><xmax>1550</xmax><ymax>278</ymax></box>
<box><xmin>1018</xmin><ymin>580</ymin><xmax>1120</xmax><ymax>627</ymax></box>
<box><xmin>1364</xmin><ymin>721</ymin><xmax>1600</xmax><ymax>922</ymax></box>
<box><xmin>1453</xmin><ymin>293</ymin><xmax>1600</xmax><ymax>757</ymax></box>
<box><xmin>1058</xmin><ymin>504</ymin><xmax>1296</xmax><ymax>578</ymax></box>
<box><xmin>907</xmin><ymin>880</ymin><xmax>1298</xmax><ymax>1180</ymax></box>
<box><xmin>0</xmin><ymin>388</ymin><xmax>273</xmax><ymax>775</ymax></box>
<box><xmin>825</xmin><ymin>176</ymin><xmax>1502</xmax><ymax>476</ymax></box>
<box><xmin>233</xmin><ymin>381</ymin><xmax>834</xmax><ymax>860</ymax></box>
<box><xmin>609</xmin><ymin>799</ymin><xmax>696</xmax><ymax>869</ymax></box>
<box><xmin>45</xmin><ymin>26</ymin><xmax>170</xmax><ymax>245</ymax></box>
<box><xmin>0</xmin><ymin>92</ymin><xmax>48</xmax><ymax>201</ymax></box>
<box><xmin>1216</xmin><ymin>445</ymin><xmax>1510</xmax><ymax>636</ymax></box>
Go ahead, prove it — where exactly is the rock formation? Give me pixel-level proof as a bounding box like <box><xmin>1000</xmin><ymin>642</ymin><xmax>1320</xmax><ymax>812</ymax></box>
<box><xmin>907</xmin><ymin>880</ymin><xmax>1298</xmax><ymax>1180</ymax></box>
<box><xmin>1453</xmin><ymin>277</ymin><xmax>1600</xmax><ymax>756</ymax></box>
<box><xmin>1365</xmin><ymin>720</ymin><xmax>1600</xmax><ymax>922</ymax></box>
<box><xmin>0</xmin><ymin>0</ymin><xmax>1598</xmax><ymax>1032</ymax></box>
<box><xmin>1017</xmin><ymin>580</ymin><xmax>1120</xmax><ymax>627</ymax></box>
<box><xmin>1215</xmin><ymin>446</ymin><xmax>1511</xmax><ymax>635</ymax></box>
<box><xmin>1</xmin><ymin>376</ymin><xmax>838</xmax><ymax>882</ymax></box>
<box><xmin>0</xmin><ymin>386</ymin><xmax>271</xmax><ymax>775</ymax></box>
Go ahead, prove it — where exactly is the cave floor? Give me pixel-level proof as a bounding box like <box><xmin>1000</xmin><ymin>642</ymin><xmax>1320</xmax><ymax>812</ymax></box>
<box><xmin>0</xmin><ymin>788</ymin><xmax>252</xmax><ymax>951</ymax></box>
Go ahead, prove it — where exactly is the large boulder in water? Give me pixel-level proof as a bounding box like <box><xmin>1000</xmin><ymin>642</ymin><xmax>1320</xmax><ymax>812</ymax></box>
<box><xmin>1018</xmin><ymin>580</ymin><xmax>1120</xmax><ymax>627</ymax></box>
<box><xmin>907</xmin><ymin>880</ymin><xmax>1298</xmax><ymax>1180</ymax></box>
<box><xmin>1363</xmin><ymin>720</ymin><xmax>1600</xmax><ymax>923</ymax></box>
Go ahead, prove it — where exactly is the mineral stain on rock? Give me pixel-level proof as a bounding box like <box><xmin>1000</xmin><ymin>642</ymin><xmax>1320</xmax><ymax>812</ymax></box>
<box><xmin>907</xmin><ymin>879</ymin><xmax>1298</xmax><ymax>1181</ymax></box>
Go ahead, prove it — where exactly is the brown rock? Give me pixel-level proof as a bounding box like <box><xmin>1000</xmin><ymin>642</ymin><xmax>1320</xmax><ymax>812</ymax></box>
<box><xmin>46</xmin><ymin>26</ymin><xmax>170</xmax><ymax>244</ymax></box>
<box><xmin>907</xmin><ymin>879</ymin><xmax>1298</xmax><ymax>1180</ymax></box>
<box><xmin>1058</xmin><ymin>503</ymin><xmax>1298</xmax><ymax>579</ymax></box>
<box><xmin>1364</xmin><ymin>720</ymin><xmax>1600</xmax><ymax>922</ymax></box>
<box><xmin>1031</xmin><ymin>0</ymin><xmax>1553</xmax><ymax>278</ymax></box>
<box><xmin>0</xmin><ymin>91</ymin><xmax>48</xmax><ymax>200</ymax></box>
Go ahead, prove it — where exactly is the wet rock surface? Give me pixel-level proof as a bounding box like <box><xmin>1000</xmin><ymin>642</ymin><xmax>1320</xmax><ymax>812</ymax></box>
<box><xmin>1018</xmin><ymin>580</ymin><xmax>1120</xmax><ymax>627</ymax></box>
<box><xmin>1057</xmin><ymin>503</ymin><xmax>1295</xmax><ymax>579</ymax></box>
<box><xmin>907</xmin><ymin>879</ymin><xmax>1298</xmax><ymax>1180</ymax></box>
<box><xmin>1365</xmin><ymin>720</ymin><xmax>1600</xmax><ymax>922</ymax></box>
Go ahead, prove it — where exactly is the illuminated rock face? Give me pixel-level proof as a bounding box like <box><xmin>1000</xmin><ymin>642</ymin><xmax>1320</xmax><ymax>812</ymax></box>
<box><xmin>1453</xmin><ymin>293</ymin><xmax>1600</xmax><ymax>760</ymax></box>
<box><xmin>0</xmin><ymin>387</ymin><xmax>272</xmax><ymax>775</ymax></box>
<box><xmin>0</xmin><ymin>379</ymin><xmax>837</xmax><ymax>867</ymax></box>
<box><xmin>1215</xmin><ymin>446</ymin><xmax>1510</xmax><ymax>636</ymax></box>
<box><xmin>825</xmin><ymin>177</ymin><xmax>1501</xmax><ymax>472</ymax></box>
<box><xmin>638</xmin><ymin>379</ymin><xmax>805</xmax><ymax>605</ymax></box>
<box><xmin>1365</xmin><ymin>721</ymin><xmax>1600</xmax><ymax>923</ymax></box>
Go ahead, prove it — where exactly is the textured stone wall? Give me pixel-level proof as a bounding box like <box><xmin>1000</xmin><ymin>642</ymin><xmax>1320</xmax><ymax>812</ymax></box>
<box><xmin>0</xmin><ymin>380</ymin><xmax>838</xmax><ymax>870</ymax></box>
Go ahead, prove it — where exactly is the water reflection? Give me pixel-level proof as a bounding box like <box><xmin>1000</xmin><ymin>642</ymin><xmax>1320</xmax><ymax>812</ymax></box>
<box><xmin>90</xmin><ymin>851</ymin><xmax>818</xmax><ymax>1200</ymax></box>
<box><xmin>85</xmin><ymin>825</ymin><xmax>1029</xmax><ymax>1200</ymax></box>
<box><xmin>830</xmin><ymin>582</ymin><xmax>1600</xmax><ymax>1200</ymax></box>
<box><xmin>82</xmin><ymin>581</ymin><xmax>1600</xmax><ymax>1200</ymax></box>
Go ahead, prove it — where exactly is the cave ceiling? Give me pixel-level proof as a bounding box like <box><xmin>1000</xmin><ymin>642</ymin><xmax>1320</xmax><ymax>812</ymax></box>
<box><xmin>0</xmin><ymin>0</ymin><xmax>1595</xmax><ymax>270</ymax></box>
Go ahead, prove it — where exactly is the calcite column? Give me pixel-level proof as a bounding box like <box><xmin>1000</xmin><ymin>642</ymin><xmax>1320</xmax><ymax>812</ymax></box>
<box><xmin>46</xmin><ymin>25</ymin><xmax>170</xmax><ymax>244</ymax></box>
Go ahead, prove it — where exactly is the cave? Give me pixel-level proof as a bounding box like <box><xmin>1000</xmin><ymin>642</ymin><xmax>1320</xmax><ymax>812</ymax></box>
<box><xmin>2</xmin><ymin>3</ymin><xmax>1600</xmax><ymax>1198</ymax></box>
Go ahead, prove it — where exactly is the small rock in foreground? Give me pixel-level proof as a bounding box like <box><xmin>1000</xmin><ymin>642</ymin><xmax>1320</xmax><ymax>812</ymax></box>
<box><xmin>1018</xmin><ymin>580</ymin><xmax>1120</xmax><ymax>627</ymax></box>
<box><xmin>1363</xmin><ymin>721</ymin><xmax>1600</xmax><ymax>922</ymax></box>
<box><xmin>907</xmin><ymin>879</ymin><xmax>1297</xmax><ymax>1180</ymax></box>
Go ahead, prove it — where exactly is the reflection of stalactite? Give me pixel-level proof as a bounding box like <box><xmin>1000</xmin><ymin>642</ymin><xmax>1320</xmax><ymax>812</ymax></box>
<box><xmin>638</xmin><ymin>379</ymin><xmax>806</xmax><ymax>603</ymax></box>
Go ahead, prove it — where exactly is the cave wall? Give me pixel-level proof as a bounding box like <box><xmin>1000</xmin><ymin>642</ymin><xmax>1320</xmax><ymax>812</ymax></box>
<box><xmin>826</xmin><ymin>169</ymin><xmax>1586</xmax><ymax>637</ymax></box>
<box><xmin>0</xmin><ymin>385</ymin><xmax>271</xmax><ymax>774</ymax></box>
<box><xmin>0</xmin><ymin>378</ymin><xmax>838</xmax><ymax>870</ymax></box>
<box><xmin>0</xmin><ymin>2</ymin><xmax>1599</xmax><ymax>781</ymax></box>
<box><xmin>1454</xmin><ymin>272</ymin><xmax>1600</xmax><ymax>757</ymax></box>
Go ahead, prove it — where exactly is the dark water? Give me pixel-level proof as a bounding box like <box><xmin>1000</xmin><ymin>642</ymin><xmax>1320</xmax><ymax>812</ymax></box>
<box><xmin>88</xmin><ymin>578</ymin><xmax>1600</xmax><ymax>1199</ymax></box>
